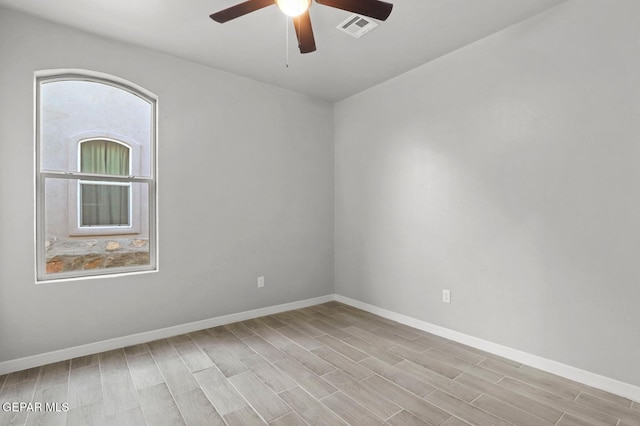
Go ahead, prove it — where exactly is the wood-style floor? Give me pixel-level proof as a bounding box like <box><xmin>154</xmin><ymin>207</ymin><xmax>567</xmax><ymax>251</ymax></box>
<box><xmin>1</xmin><ymin>302</ymin><xmax>638</xmax><ymax>426</ymax></box>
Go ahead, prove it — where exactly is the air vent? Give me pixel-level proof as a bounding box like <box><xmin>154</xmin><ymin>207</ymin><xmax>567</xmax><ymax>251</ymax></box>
<box><xmin>337</xmin><ymin>14</ymin><xmax>379</xmax><ymax>38</ymax></box>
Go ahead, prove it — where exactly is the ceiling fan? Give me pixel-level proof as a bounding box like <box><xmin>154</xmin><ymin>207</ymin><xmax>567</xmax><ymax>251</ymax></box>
<box><xmin>209</xmin><ymin>0</ymin><xmax>393</xmax><ymax>54</ymax></box>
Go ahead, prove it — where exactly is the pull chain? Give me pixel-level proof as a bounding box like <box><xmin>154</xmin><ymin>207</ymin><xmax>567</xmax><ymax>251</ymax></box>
<box><xmin>285</xmin><ymin>15</ymin><xmax>289</xmax><ymax>68</ymax></box>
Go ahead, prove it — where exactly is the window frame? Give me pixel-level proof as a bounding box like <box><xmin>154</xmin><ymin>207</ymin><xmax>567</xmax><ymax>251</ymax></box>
<box><xmin>72</xmin><ymin>137</ymin><xmax>139</xmax><ymax>235</ymax></box>
<box><xmin>35</xmin><ymin>70</ymin><xmax>158</xmax><ymax>283</ymax></box>
<box><xmin>78</xmin><ymin>179</ymin><xmax>132</xmax><ymax>228</ymax></box>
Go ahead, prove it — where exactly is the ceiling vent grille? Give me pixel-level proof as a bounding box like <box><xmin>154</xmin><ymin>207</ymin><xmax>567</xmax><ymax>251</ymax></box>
<box><xmin>337</xmin><ymin>14</ymin><xmax>379</xmax><ymax>38</ymax></box>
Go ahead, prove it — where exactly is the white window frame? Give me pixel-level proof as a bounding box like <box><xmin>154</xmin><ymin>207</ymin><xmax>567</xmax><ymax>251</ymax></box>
<box><xmin>69</xmin><ymin>137</ymin><xmax>141</xmax><ymax>236</ymax></box>
<box><xmin>78</xmin><ymin>179</ymin><xmax>132</xmax><ymax>227</ymax></box>
<box><xmin>35</xmin><ymin>70</ymin><xmax>158</xmax><ymax>283</ymax></box>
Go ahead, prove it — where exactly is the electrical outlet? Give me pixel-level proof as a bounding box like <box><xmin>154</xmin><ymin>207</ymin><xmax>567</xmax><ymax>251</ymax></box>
<box><xmin>257</xmin><ymin>276</ymin><xmax>265</xmax><ymax>288</ymax></box>
<box><xmin>442</xmin><ymin>289</ymin><xmax>451</xmax><ymax>304</ymax></box>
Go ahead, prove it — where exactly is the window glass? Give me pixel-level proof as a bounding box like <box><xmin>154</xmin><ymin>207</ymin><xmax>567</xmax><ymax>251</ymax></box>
<box><xmin>79</xmin><ymin>140</ymin><xmax>132</xmax><ymax>227</ymax></box>
<box><xmin>81</xmin><ymin>140</ymin><xmax>130</xmax><ymax>175</ymax></box>
<box><xmin>40</xmin><ymin>80</ymin><xmax>153</xmax><ymax>177</ymax></box>
<box><xmin>80</xmin><ymin>183</ymin><xmax>130</xmax><ymax>227</ymax></box>
<box><xmin>36</xmin><ymin>74</ymin><xmax>156</xmax><ymax>282</ymax></box>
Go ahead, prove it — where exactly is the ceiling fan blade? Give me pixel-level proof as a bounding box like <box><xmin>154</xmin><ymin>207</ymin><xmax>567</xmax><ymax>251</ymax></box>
<box><xmin>293</xmin><ymin>11</ymin><xmax>316</xmax><ymax>54</ymax></box>
<box><xmin>210</xmin><ymin>0</ymin><xmax>275</xmax><ymax>23</ymax></box>
<box><xmin>315</xmin><ymin>0</ymin><xmax>392</xmax><ymax>21</ymax></box>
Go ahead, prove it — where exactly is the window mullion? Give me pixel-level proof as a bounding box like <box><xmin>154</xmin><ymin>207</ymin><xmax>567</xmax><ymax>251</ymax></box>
<box><xmin>40</xmin><ymin>171</ymin><xmax>151</xmax><ymax>183</ymax></box>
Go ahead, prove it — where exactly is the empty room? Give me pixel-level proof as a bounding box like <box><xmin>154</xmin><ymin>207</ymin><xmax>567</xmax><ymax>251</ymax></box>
<box><xmin>0</xmin><ymin>0</ymin><xmax>639</xmax><ymax>425</ymax></box>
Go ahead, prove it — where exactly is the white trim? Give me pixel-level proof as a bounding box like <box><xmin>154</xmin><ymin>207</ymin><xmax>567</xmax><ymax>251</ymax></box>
<box><xmin>3</xmin><ymin>292</ymin><xmax>637</xmax><ymax>402</ymax></box>
<box><xmin>334</xmin><ymin>295</ymin><xmax>640</xmax><ymax>402</ymax></box>
<box><xmin>0</xmin><ymin>295</ymin><xmax>333</xmax><ymax>375</ymax></box>
<box><xmin>34</xmin><ymin>69</ymin><xmax>157</xmax><ymax>102</ymax></box>
<box><xmin>75</xmin><ymin>137</ymin><xmax>136</xmax><ymax>233</ymax></box>
<box><xmin>35</xmin><ymin>70</ymin><xmax>158</xmax><ymax>282</ymax></box>
<box><xmin>35</xmin><ymin>268</ymin><xmax>158</xmax><ymax>285</ymax></box>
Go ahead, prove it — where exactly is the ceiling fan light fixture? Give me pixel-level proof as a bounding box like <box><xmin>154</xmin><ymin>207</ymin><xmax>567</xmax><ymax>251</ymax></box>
<box><xmin>276</xmin><ymin>0</ymin><xmax>312</xmax><ymax>17</ymax></box>
<box><xmin>209</xmin><ymin>0</ymin><xmax>393</xmax><ymax>54</ymax></box>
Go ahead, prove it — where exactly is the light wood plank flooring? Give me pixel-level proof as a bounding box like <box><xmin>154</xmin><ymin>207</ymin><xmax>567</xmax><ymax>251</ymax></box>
<box><xmin>0</xmin><ymin>302</ymin><xmax>638</xmax><ymax>426</ymax></box>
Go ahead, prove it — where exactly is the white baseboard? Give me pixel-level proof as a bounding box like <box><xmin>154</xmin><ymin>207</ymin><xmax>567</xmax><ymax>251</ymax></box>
<box><xmin>334</xmin><ymin>294</ymin><xmax>640</xmax><ymax>402</ymax></box>
<box><xmin>3</xmin><ymin>292</ymin><xmax>638</xmax><ymax>402</ymax></box>
<box><xmin>0</xmin><ymin>294</ymin><xmax>333</xmax><ymax>375</ymax></box>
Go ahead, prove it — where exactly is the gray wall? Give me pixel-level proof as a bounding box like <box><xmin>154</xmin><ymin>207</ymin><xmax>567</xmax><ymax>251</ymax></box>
<box><xmin>0</xmin><ymin>8</ymin><xmax>334</xmax><ymax>362</ymax></box>
<box><xmin>335</xmin><ymin>0</ymin><xmax>640</xmax><ymax>386</ymax></box>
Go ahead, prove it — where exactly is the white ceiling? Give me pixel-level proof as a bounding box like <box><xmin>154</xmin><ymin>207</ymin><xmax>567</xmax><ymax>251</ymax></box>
<box><xmin>0</xmin><ymin>0</ymin><xmax>566</xmax><ymax>101</ymax></box>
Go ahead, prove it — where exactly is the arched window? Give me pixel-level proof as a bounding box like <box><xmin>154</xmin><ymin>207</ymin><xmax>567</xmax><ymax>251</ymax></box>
<box><xmin>36</xmin><ymin>70</ymin><xmax>157</xmax><ymax>282</ymax></box>
<box><xmin>79</xmin><ymin>139</ymin><xmax>132</xmax><ymax>227</ymax></box>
